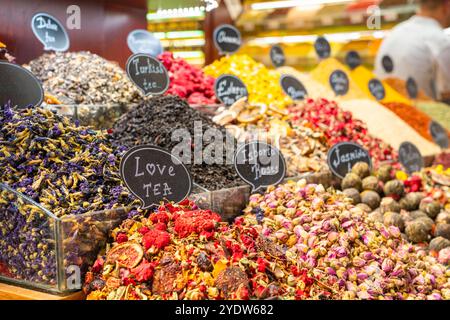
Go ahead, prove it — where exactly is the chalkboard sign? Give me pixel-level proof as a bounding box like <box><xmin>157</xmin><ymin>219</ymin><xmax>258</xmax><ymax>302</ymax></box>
<box><xmin>429</xmin><ymin>121</ymin><xmax>449</xmax><ymax>149</ymax></box>
<box><xmin>382</xmin><ymin>55</ymin><xmax>394</xmax><ymax>73</ymax></box>
<box><xmin>120</xmin><ymin>145</ymin><xmax>192</xmax><ymax>209</ymax></box>
<box><xmin>398</xmin><ymin>142</ymin><xmax>423</xmax><ymax>174</ymax></box>
<box><xmin>126</xmin><ymin>54</ymin><xmax>169</xmax><ymax>96</ymax></box>
<box><xmin>270</xmin><ymin>45</ymin><xmax>285</xmax><ymax>67</ymax></box>
<box><xmin>406</xmin><ymin>77</ymin><xmax>418</xmax><ymax>99</ymax></box>
<box><xmin>0</xmin><ymin>61</ymin><xmax>44</xmax><ymax>109</ymax></box>
<box><xmin>234</xmin><ymin>141</ymin><xmax>286</xmax><ymax>192</ymax></box>
<box><xmin>329</xmin><ymin>70</ymin><xmax>349</xmax><ymax>96</ymax></box>
<box><xmin>214</xmin><ymin>74</ymin><xmax>248</xmax><ymax>106</ymax></box>
<box><xmin>327</xmin><ymin>142</ymin><xmax>372</xmax><ymax>179</ymax></box>
<box><xmin>345</xmin><ymin>51</ymin><xmax>361</xmax><ymax>70</ymax></box>
<box><xmin>127</xmin><ymin>30</ymin><xmax>163</xmax><ymax>56</ymax></box>
<box><xmin>368</xmin><ymin>78</ymin><xmax>386</xmax><ymax>100</ymax></box>
<box><xmin>213</xmin><ymin>24</ymin><xmax>241</xmax><ymax>54</ymax></box>
<box><xmin>314</xmin><ymin>36</ymin><xmax>331</xmax><ymax>59</ymax></box>
<box><xmin>280</xmin><ymin>75</ymin><xmax>307</xmax><ymax>100</ymax></box>
<box><xmin>31</xmin><ymin>13</ymin><xmax>70</xmax><ymax>52</ymax></box>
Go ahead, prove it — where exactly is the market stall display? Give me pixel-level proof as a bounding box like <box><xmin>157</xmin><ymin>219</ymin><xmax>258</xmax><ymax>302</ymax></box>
<box><xmin>415</xmin><ymin>101</ymin><xmax>450</xmax><ymax>131</ymax></box>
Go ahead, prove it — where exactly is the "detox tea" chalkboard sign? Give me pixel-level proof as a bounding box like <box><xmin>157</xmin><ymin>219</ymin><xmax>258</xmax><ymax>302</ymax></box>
<box><xmin>234</xmin><ymin>141</ymin><xmax>286</xmax><ymax>192</ymax></box>
<box><xmin>126</xmin><ymin>53</ymin><xmax>169</xmax><ymax>96</ymax></box>
<box><xmin>327</xmin><ymin>142</ymin><xmax>372</xmax><ymax>178</ymax></box>
<box><xmin>280</xmin><ymin>75</ymin><xmax>307</xmax><ymax>100</ymax></box>
<box><xmin>31</xmin><ymin>13</ymin><xmax>70</xmax><ymax>52</ymax></box>
<box><xmin>214</xmin><ymin>74</ymin><xmax>248</xmax><ymax>106</ymax></box>
<box><xmin>120</xmin><ymin>145</ymin><xmax>192</xmax><ymax>209</ymax></box>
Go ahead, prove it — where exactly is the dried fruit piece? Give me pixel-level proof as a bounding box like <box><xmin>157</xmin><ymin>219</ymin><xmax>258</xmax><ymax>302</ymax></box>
<box><xmin>106</xmin><ymin>242</ymin><xmax>144</xmax><ymax>268</ymax></box>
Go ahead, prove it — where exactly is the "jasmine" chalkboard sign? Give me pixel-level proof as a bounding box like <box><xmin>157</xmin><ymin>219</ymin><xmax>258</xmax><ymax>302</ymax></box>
<box><xmin>120</xmin><ymin>145</ymin><xmax>192</xmax><ymax>209</ymax></box>
<box><xmin>280</xmin><ymin>75</ymin><xmax>307</xmax><ymax>100</ymax></box>
<box><xmin>214</xmin><ymin>74</ymin><xmax>248</xmax><ymax>106</ymax></box>
<box><xmin>31</xmin><ymin>13</ymin><xmax>70</xmax><ymax>52</ymax></box>
<box><xmin>213</xmin><ymin>24</ymin><xmax>241</xmax><ymax>54</ymax></box>
<box><xmin>327</xmin><ymin>142</ymin><xmax>372</xmax><ymax>178</ymax></box>
<box><xmin>126</xmin><ymin>53</ymin><xmax>169</xmax><ymax>96</ymax></box>
<box><xmin>234</xmin><ymin>141</ymin><xmax>286</xmax><ymax>192</ymax></box>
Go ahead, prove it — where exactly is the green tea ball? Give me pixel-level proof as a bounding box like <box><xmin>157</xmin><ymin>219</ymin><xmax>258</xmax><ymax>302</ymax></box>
<box><xmin>343</xmin><ymin>188</ymin><xmax>361</xmax><ymax>204</ymax></box>
<box><xmin>429</xmin><ymin>236</ymin><xmax>450</xmax><ymax>252</ymax></box>
<box><xmin>377</xmin><ymin>165</ymin><xmax>392</xmax><ymax>183</ymax></box>
<box><xmin>405</xmin><ymin>220</ymin><xmax>431</xmax><ymax>243</ymax></box>
<box><xmin>436</xmin><ymin>211</ymin><xmax>450</xmax><ymax>225</ymax></box>
<box><xmin>435</xmin><ymin>223</ymin><xmax>450</xmax><ymax>240</ymax></box>
<box><xmin>362</xmin><ymin>176</ymin><xmax>381</xmax><ymax>193</ymax></box>
<box><xmin>380</xmin><ymin>197</ymin><xmax>401</xmax><ymax>213</ymax></box>
<box><xmin>383</xmin><ymin>180</ymin><xmax>405</xmax><ymax>198</ymax></box>
<box><xmin>342</xmin><ymin>173</ymin><xmax>362</xmax><ymax>191</ymax></box>
<box><xmin>419</xmin><ymin>198</ymin><xmax>441</xmax><ymax>219</ymax></box>
<box><xmin>383</xmin><ymin>211</ymin><xmax>405</xmax><ymax>231</ymax></box>
<box><xmin>399</xmin><ymin>192</ymin><xmax>424</xmax><ymax>211</ymax></box>
<box><xmin>357</xmin><ymin>203</ymin><xmax>372</xmax><ymax>213</ymax></box>
<box><xmin>368</xmin><ymin>210</ymin><xmax>384</xmax><ymax>223</ymax></box>
<box><xmin>360</xmin><ymin>190</ymin><xmax>381</xmax><ymax>210</ymax></box>
<box><xmin>351</xmin><ymin>162</ymin><xmax>371</xmax><ymax>179</ymax></box>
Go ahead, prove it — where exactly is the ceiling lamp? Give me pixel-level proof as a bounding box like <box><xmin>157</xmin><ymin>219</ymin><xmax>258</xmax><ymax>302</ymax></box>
<box><xmin>251</xmin><ymin>0</ymin><xmax>354</xmax><ymax>11</ymax></box>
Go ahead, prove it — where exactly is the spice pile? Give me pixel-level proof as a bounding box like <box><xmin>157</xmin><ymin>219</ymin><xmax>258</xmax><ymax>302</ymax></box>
<box><xmin>338</xmin><ymin>162</ymin><xmax>450</xmax><ymax>256</ymax></box>
<box><xmin>384</xmin><ymin>77</ymin><xmax>432</xmax><ymax>101</ymax></box>
<box><xmin>415</xmin><ymin>101</ymin><xmax>450</xmax><ymax>131</ymax></box>
<box><xmin>111</xmin><ymin>95</ymin><xmax>242</xmax><ymax>190</ymax></box>
<box><xmin>204</xmin><ymin>54</ymin><xmax>292</xmax><ymax>110</ymax></box>
<box><xmin>84</xmin><ymin>200</ymin><xmax>326</xmax><ymax>300</ymax></box>
<box><xmin>27</xmin><ymin>51</ymin><xmax>142</xmax><ymax>105</ymax></box>
<box><xmin>243</xmin><ymin>179</ymin><xmax>450</xmax><ymax>299</ymax></box>
<box><xmin>0</xmin><ymin>104</ymin><xmax>136</xmax><ymax>285</ymax></box>
<box><xmin>289</xmin><ymin>98</ymin><xmax>397</xmax><ymax>166</ymax></box>
<box><xmin>158</xmin><ymin>52</ymin><xmax>217</xmax><ymax>105</ymax></box>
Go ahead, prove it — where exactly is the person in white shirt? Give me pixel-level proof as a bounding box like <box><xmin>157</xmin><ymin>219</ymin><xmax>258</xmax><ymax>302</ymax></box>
<box><xmin>375</xmin><ymin>0</ymin><xmax>450</xmax><ymax>102</ymax></box>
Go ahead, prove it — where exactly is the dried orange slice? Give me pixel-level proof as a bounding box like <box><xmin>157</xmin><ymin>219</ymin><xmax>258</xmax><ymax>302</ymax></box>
<box><xmin>44</xmin><ymin>93</ymin><xmax>62</xmax><ymax>105</ymax></box>
<box><xmin>237</xmin><ymin>105</ymin><xmax>266</xmax><ymax>124</ymax></box>
<box><xmin>106</xmin><ymin>242</ymin><xmax>144</xmax><ymax>268</ymax></box>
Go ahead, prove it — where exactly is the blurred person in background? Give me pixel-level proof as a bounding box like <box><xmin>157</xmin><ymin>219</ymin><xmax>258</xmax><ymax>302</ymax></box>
<box><xmin>375</xmin><ymin>0</ymin><xmax>450</xmax><ymax>103</ymax></box>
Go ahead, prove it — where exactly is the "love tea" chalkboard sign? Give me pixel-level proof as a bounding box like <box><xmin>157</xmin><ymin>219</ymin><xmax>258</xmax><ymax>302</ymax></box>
<box><xmin>31</xmin><ymin>13</ymin><xmax>70</xmax><ymax>52</ymax></box>
<box><xmin>127</xmin><ymin>29</ymin><xmax>163</xmax><ymax>56</ymax></box>
<box><xmin>368</xmin><ymin>78</ymin><xmax>386</xmax><ymax>100</ymax></box>
<box><xmin>126</xmin><ymin>54</ymin><xmax>169</xmax><ymax>96</ymax></box>
<box><xmin>406</xmin><ymin>77</ymin><xmax>418</xmax><ymax>99</ymax></box>
<box><xmin>398</xmin><ymin>142</ymin><xmax>424</xmax><ymax>174</ymax></box>
<box><xmin>314</xmin><ymin>36</ymin><xmax>331</xmax><ymax>59</ymax></box>
<box><xmin>382</xmin><ymin>55</ymin><xmax>394</xmax><ymax>73</ymax></box>
<box><xmin>280</xmin><ymin>75</ymin><xmax>307</xmax><ymax>100</ymax></box>
<box><xmin>329</xmin><ymin>70</ymin><xmax>349</xmax><ymax>96</ymax></box>
<box><xmin>214</xmin><ymin>74</ymin><xmax>248</xmax><ymax>106</ymax></box>
<box><xmin>214</xmin><ymin>24</ymin><xmax>241</xmax><ymax>54</ymax></box>
<box><xmin>120</xmin><ymin>145</ymin><xmax>192</xmax><ymax>209</ymax></box>
<box><xmin>234</xmin><ymin>141</ymin><xmax>286</xmax><ymax>192</ymax></box>
<box><xmin>327</xmin><ymin>142</ymin><xmax>372</xmax><ymax>179</ymax></box>
<box><xmin>270</xmin><ymin>45</ymin><xmax>285</xmax><ymax>67</ymax></box>
<box><xmin>0</xmin><ymin>61</ymin><xmax>44</xmax><ymax>109</ymax></box>
<box><xmin>429</xmin><ymin>121</ymin><xmax>449</xmax><ymax>149</ymax></box>
<box><xmin>345</xmin><ymin>51</ymin><xmax>361</xmax><ymax>70</ymax></box>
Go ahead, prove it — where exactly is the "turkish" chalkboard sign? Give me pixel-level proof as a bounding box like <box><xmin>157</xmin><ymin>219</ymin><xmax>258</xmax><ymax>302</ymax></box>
<box><xmin>314</xmin><ymin>36</ymin><xmax>331</xmax><ymax>59</ymax></box>
<box><xmin>398</xmin><ymin>142</ymin><xmax>424</xmax><ymax>174</ymax></box>
<box><xmin>214</xmin><ymin>24</ymin><xmax>241</xmax><ymax>54</ymax></box>
<box><xmin>126</xmin><ymin>53</ymin><xmax>169</xmax><ymax>96</ymax></box>
<box><xmin>214</xmin><ymin>74</ymin><xmax>248</xmax><ymax>106</ymax></box>
<box><xmin>280</xmin><ymin>75</ymin><xmax>307</xmax><ymax>100</ymax></box>
<box><xmin>345</xmin><ymin>51</ymin><xmax>361</xmax><ymax>70</ymax></box>
<box><xmin>382</xmin><ymin>55</ymin><xmax>394</xmax><ymax>73</ymax></box>
<box><xmin>234</xmin><ymin>141</ymin><xmax>286</xmax><ymax>192</ymax></box>
<box><xmin>327</xmin><ymin>142</ymin><xmax>372</xmax><ymax>179</ymax></box>
<box><xmin>270</xmin><ymin>45</ymin><xmax>285</xmax><ymax>67</ymax></box>
<box><xmin>329</xmin><ymin>70</ymin><xmax>349</xmax><ymax>96</ymax></box>
<box><xmin>0</xmin><ymin>61</ymin><xmax>44</xmax><ymax>109</ymax></box>
<box><xmin>31</xmin><ymin>13</ymin><xmax>70</xmax><ymax>52</ymax></box>
<box><xmin>120</xmin><ymin>145</ymin><xmax>192</xmax><ymax>209</ymax></box>
<box><xmin>127</xmin><ymin>29</ymin><xmax>163</xmax><ymax>56</ymax></box>
<box><xmin>406</xmin><ymin>77</ymin><xmax>418</xmax><ymax>99</ymax></box>
<box><xmin>368</xmin><ymin>78</ymin><xmax>386</xmax><ymax>100</ymax></box>
<box><xmin>429</xmin><ymin>121</ymin><xmax>449</xmax><ymax>149</ymax></box>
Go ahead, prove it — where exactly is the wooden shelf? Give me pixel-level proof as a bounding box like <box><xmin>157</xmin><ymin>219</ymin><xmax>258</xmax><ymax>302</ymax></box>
<box><xmin>0</xmin><ymin>283</ymin><xmax>84</xmax><ymax>300</ymax></box>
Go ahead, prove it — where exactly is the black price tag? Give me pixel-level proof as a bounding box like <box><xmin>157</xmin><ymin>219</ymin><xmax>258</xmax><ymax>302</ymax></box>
<box><xmin>314</xmin><ymin>36</ymin><xmax>331</xmax><ymax>59</ymax></box>
<box><xmin>327</xmin><ymin>142</ymin><xmax>372</xmax><ymax>179</ymax></box>
<box><xmin>429</xmin><ymin>121</ymin><xmax>449</xmax><ymax>149</ymax></box>
<box><xmin>31</xmin><ymin>13</ymin><xmax>70</xmax><ymax>52</ymax></box>
<box><xmin>214</xmin><ymin>74</ymin><xmax>248</xmax><ymax>106</ymax></box>
<box><xmin>280</xmin><ymin>75</ymin><xmax>307</xmax><ymax>100</ymax></box>
<box><xmin>329</xmin><ymin>70</ymin><xmax>349</xmax><ymax>96</ymax></box>
<box><xmin>398</xmin><ymin>142</ymin><xmax>424</xmax><ymax>174</ymax></box>
<box><xmin>382</xmin><ymin>55</ymin><xmax>394</xmax><ymax>73</ymax></box>
<box><xmin>213</xmin><ymin>24</ymin><xmax>241</xmax><ymax>54</ymax></box>
<box><xmin>368</xmin><ymin>78</ymin><xmax>386</xmax><ymax>100</ymax></box>
<box><xmin>126</xmin><ymin>53</ymin><xmax>169</xmax><ymax>96</ymax></box>
<box><xmin>0</xmin><ymin>61</ymin><xmax>44</xmax><ymax>109</ymax></box>
<box><xmin>270</xmin><ymin>45</ymin><xmax>285</xmax><ymax>67</ymax></box>
<box><xmin>120</xmin><ymin>145</ymin><xmax>192</xmax><ymax>209</ymax></box>
<box><xmin>406</xmin><ymin>77</ymin><xmax>418</xmax><ymax>99</ymax></box>
<box><xmin>234</xmin><ymin>141</ymin><xmax>286</xmax><ymax>192</ymax></box>
<box><xmin>345</xmin><ymin>51</ymin><xmax>361</xmax><ymax>70</ymax></box>
<box><xmin>127</xmin><ymin>29</ymin><xmax>163</xmax><ymax>56</ymax></box>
